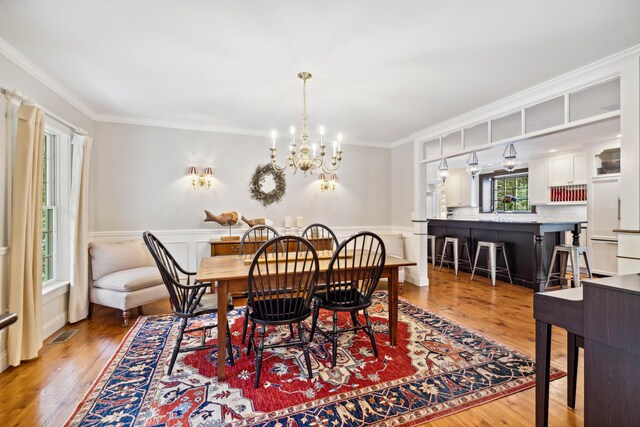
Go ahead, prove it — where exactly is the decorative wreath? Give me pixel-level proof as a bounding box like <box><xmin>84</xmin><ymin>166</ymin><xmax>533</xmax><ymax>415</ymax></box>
<box><xmin>249</xmin><ymin>164</ymin><xmax>287</xmax><ymax>207</ymax></box>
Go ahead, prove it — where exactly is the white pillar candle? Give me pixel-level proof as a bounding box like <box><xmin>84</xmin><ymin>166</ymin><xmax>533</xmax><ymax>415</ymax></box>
<box><xmin>296</xmin><ymin>216</ymin><xmax>304</xmax><ymax>228</ymax></box>
<box><xmin>284</xmin><ymin>216</ymin><xmax>292</xmax><ymax>228</ymax></box>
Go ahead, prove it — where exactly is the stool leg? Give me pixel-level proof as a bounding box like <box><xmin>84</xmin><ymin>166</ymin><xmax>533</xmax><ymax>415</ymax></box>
<box><xmin>464</xmin><ymin>243</ymin><xmax>472</xmax><ymax>267</ymax></box>
<box><xmin>501</xmin><ymin>247</ymin><xmax>513</xmax><ymax>284</ymax></box>
<box><xmin>570</xmin><ymin>249</ymin><xmax>581</xmax><ymax>288</ymax></box>
<box><xmin>567</xmin><ymin>332</ymin><xmax>579</xmax><ymax>409</ymax></box>
<box><xmin>438</xmin><ymin>241</ymin><xmax>447</xmax><ymax>271</ymax></box>
<box><xmin>582</xmin><ymin>251</ymin><xmax>594</xmax><ymax>279</ymax></box>
<box><xmin>559</xmin><ymin>251</ymin><xmax>568</xmax><ymax>287</ymax></box>
<box><xmin>453</xmin><ymin>239</ymin><xmax>459</xmax><ymax>276</ymax></box>
<box><xmin>430</xmin><ymin>238</ymin><xmax>436</xmax><ymax>269</ymax></box>
<box><xmin>545</xmin><ymin>247</ymin><xmax>558</xmax><ymax>290</ymax></box>
<box><xmin>489</xmin><ymin>245</ymin><xmax>497</xmax><ymax>287</ymax></box>
<box><xmin>471</xmin><ymin>246</ymin><xmax>481</xmax><ymax>281</ymax></box>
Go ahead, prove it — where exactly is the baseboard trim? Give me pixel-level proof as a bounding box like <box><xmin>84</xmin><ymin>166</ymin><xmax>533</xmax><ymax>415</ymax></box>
<box><xmin>43</xmin><ymin>311</ymin><xmax>67</xmax><ymax>340</ymax></box>
<box><xmin>406</xmin><ymin>270</ymin><xmax>428</xmax><ymax>287</ymax></box>
<box><xmin>0</xmin><ymin>349</ymin><xmax>7</xmax><ymax>373</ymax></box>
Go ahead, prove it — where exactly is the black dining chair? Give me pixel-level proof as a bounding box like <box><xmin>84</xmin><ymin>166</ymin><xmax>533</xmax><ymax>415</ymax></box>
<box><xmin>246</xmin><ymin>235</ymin><xmax>319</xmax><ymax>388</ymax></box>
<box><xmin>239</xmin><ymin>225</ymin><xmax>281</xmax><ymax>344</ymax></box>
<box><xmin>310</xmin><ymin>231</ymin><xmax>386</xmax><ymax>367</ymax></box>
<box><xmin>143</xmin><ymin>231</ymin><xmax>235</xmax><ymax>375</ymax></box>
<box><xmin>301</xmin><ymin>223</ymin><xmax>339</xmax><ymax>253</ymax></box>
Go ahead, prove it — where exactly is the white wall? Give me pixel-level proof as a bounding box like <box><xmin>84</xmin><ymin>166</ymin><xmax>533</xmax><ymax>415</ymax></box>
<box><xmin>390</xmin><ymin>142</ymin><xmax>414</xmax><ymax>228</ymax></box>
<box><xmin>0</xmin><ymin>53</ymin><xmax>94</xmax><ymax>372</ymax></box>
<box><xmin>92</xmin><ymin>122</ymin><xmax>391</xmax><ymax>232</ymax></box>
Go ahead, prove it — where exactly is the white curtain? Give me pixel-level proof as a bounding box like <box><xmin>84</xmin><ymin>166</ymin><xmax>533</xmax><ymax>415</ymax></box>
<box><xmin>8</xmin><ymin>104</ymin><xmax>45</xmax><ymax>366</ymax></box>
<box><xmin>68</xmin><ymin>134</ymin><xmax>93</xmax><ymax>323</ymax></box>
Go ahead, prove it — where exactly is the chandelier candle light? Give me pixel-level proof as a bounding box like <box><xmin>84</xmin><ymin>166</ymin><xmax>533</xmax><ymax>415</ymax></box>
<box><xmin>270</xmin><ymin>72</ymin><xmax>343</xmax><ymax>175</ymax></box>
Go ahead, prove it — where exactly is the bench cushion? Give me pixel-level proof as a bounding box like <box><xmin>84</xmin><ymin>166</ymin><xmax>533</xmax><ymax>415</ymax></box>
<box><xmin>379</xmin><ymin>233</ymin><xmax>405</xmax><ymax>258</ymax></box>
<box><xmin>93</xmin><ymin>266</ymin><xmax>163</xmax><ymax>292</ymax></box>
<box><xmin>90</xmin><ymin>239</ymin><xmax>150</xmax><ymax>281</ymax></box>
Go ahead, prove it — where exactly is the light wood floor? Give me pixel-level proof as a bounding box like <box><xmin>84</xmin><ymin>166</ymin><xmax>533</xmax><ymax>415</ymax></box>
<box><xmin>0</xmin><ymin>268</ymin><xmax>583</xmax><ymax>426</ymax></box>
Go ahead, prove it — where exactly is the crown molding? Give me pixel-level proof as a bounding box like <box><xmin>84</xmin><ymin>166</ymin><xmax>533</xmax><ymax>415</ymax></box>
<box><xmin>392</xmin><ymin>43</ymin><xmax>640</xmax><ymax>145</ymax></box>
<box><xmin>94</xmin><ymin>114</ymin><xmax>391</xmax><ymax>148</ymax></box>
<box><xmin>0</xmin><ymin>37</ymin><xmax>97</xmax><ymax>120</ymax></box>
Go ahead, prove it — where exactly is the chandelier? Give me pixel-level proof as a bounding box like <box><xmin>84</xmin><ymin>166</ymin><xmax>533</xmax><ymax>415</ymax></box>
<box><xmin>269</xmin><ymin>72</ymin><xmax>343</xmax><ymax>175</ymax></box>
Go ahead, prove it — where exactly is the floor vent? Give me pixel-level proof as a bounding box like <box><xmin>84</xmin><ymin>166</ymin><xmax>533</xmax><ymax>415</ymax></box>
<box><xmin>50</xmin><ymin>329</ymin><xmax>79</xmax><ymax>344</ymax></box>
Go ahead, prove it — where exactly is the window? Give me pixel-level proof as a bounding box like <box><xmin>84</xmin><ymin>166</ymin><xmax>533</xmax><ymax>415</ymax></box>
<box><xmin>41</xmin><ymin>123</ymin><xmax>71</xmax><ymax>289</ymax></box>
<box><xmin>492</xmin><ymin>173</ymin><xmax>529</xmax><ymax>212</ymax></box>
<box><xmin>42</xmin><ymin>131</ymin><xmax>57</xmax><ymax>284</ymax></box>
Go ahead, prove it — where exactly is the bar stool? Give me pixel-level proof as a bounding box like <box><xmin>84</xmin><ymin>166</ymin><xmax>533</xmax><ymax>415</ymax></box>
<box><xmin>471</xmin><ymin>241</ymin><xmax>512</xmax><ymax>286</ymax></box>
<box><xmin>427</xmin><ymin>235</ymin><xmax>437</xmax><ymax>269</ymax></box>
<box><xmin>438</xmin><ymin>237</ymin><xmax>471</xmax><ymax>275</ymax></box>
<box><xmin>544</xmin><ymin>244</ymin><xmax>593</xmax><ymax>290</ymax></box>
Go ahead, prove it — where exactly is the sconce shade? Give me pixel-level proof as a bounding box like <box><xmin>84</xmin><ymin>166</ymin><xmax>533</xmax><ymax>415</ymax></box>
<box><xmin>203</xmin><ymin>167</ymin><xmax>213</xmax><ymax>176</ymax></box>
<box><xmin>318</xmin><ymin>172</ymin><xmax>327</xmax><ymax>181</ymax></box>
<box><xmin>329</xmin><ymin>173</ymin><xmax>338</xmax><ymax>182</ymax></box>
<box><xmin>187</xmin><ymin>166</ymin><xmax>198</xmax><ymax>175</ymax></box>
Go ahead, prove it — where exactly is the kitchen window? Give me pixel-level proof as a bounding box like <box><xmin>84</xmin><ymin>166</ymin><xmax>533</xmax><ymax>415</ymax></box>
<box><xmin>42</xmin><ymin>131</ymin><xmax>57</xmax><ymax>283</ymax></box>
<box><xmin>492</xmin><ymin>173</ymin><xmax>529</xmax><ymax>212</ymax></box>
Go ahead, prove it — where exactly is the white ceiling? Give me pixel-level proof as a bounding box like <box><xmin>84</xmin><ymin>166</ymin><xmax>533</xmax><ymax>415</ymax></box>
<box><xmin>0</xmin><ymin>0</ymin><xmax>639</xmax><ymax>145</ymax></box>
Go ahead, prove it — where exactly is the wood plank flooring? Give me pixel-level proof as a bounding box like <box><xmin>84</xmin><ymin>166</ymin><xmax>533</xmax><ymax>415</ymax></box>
<box><xmin>0</xmin><ymin>268</ymin><xmax>583</xmax><ymax>426</ymax></box>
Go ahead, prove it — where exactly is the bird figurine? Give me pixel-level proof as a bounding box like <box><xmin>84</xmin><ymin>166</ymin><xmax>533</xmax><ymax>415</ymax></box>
<box><xmin>204</xmin><ymin>210</ymin><xmax>238</xmax><ymax>226</ymax></box>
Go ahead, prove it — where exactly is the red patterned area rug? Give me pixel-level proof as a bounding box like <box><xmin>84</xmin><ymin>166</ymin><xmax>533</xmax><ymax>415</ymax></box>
<box><xmin>67</xmin><ymin>292</ymin><xmax>564</xmax><ymax>426</ymax></box>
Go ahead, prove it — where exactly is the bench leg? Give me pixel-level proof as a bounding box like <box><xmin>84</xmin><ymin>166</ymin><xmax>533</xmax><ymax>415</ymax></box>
<box><xmin>122</xmin><ymin>309</ymin><xmax>131</xmax><ymax>327</ymax></box>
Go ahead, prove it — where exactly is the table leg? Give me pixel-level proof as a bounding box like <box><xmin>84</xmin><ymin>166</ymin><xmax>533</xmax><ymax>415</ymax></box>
<box><xmin>217</xmin><ymin>280</ymin><xmax>228</xmax><ymax>381</ymax></box>
<box><xmin>535</xmin><ymin>234</ymin><xmax>545</xmax><ymax>293</ymax></box>
<box><xmin>388</xmin><ymin>268</ymin><xmax>399</xmax><ymax>347</ymax></box>
<box><xmin>571</xmin><ymin>224</ymin><xmax>581</xmax><ymax>246</ymax></box>
<box><xmin>536</xmin><ymin>319</ymin><xmax>552</xmax><ymax>427</ymax></box>
<box><xmin>567</xmin><ymin>332</ymin><xmax>579</xmax><ymax>409</ymax></box>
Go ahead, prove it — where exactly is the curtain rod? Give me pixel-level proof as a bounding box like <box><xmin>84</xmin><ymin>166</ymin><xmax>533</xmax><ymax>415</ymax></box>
<box><xmin>1</xmin><ymin>87</ymin><xmax>88</xmax><ymax>136</ymax></box>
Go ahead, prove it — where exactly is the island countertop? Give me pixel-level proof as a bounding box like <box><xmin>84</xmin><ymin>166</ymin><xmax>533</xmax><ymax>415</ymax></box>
<box><xmin>427</xmin><ymin>218</ymin><xmax>582</xmax><ymax>291</ymax></box>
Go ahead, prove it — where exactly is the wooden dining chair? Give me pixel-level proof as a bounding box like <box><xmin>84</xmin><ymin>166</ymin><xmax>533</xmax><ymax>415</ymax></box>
<box><xmin>239</xmin><ymin>225</ymin><xmax>280</xmax><ymax>344</ymax></box>
<box><xmin>310</xmin><ymin>231</ymin><xmax>386</xmax><ymax>367</ymax></box>
<box><xmin>301</xmin><ymin>223</ymin><xmax>339</xmax><ymax>253</ymax></box>
<box><xmin>246</xmin><ymin>235</ymin><xmax>319</xmax><ymax>388</ymax></box>
<box><xmin>143</xmin><ymin>231</ymin><xmax>235</xmax><ymax>374</ymax></box>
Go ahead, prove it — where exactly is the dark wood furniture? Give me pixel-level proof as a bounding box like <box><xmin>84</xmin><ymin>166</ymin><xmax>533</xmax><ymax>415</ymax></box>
<box><xmin>210</xmin><ymin>236</ymin><xmax>334</xmax><ymax>256</ymax></box>
<box><xmin>144</xmin><ymin>232</ymin><xmax>235</xmax><ymax>374</ymax></box>
<box><xmin>196</xmin><ymin>251</ymin><xmax>416</xmax><ymax>380</ymax></box>
<box><xmin>301</xmin><ymin>223</ymin><xmax>339</xmax><ymax>252</ymax></box>
<box><xmin>583</xmin><ymin>275</ymin><xmax>640</xmax><ymax>426</ymax></box>
<box><xmin>428</xmin><ymin>219</ymin><xmax>582</xmax><ymax>291</ymax></box>
<box><xmin>246</xmin><ymin>236</ymin><xmax>318</xmax><ymax>388</ymax></box>
<box><xmin>534</xmin><ymin>274</ymin><xmax>640</xmax><ymax>426</ymax></box>
<box><xmin>310</xmin><ymin>232</ymin><xmax>385</xmax><ymax>367</ymax></box>
<box><xmin>533</xmin><ymin>287</ymin><xmax>583</xmax><ymax>427</ymax></box>
<box><xmin>0</xmin><ymin>313</ymin><xmax>17</xmax><ymax>330</ymax></box>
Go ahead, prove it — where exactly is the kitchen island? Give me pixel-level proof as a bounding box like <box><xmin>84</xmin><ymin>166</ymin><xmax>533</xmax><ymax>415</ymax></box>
<box><xmin>428</xmin><ymin>218</ymin><xmax>582</xmax><ymax>291</ymax></box>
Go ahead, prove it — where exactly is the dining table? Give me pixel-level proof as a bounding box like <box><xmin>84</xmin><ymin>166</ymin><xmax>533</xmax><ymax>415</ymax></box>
<box><xmin>196</xmin><ymin>251</ymin><xmax>417</xmax><ymax>380</ymax></box>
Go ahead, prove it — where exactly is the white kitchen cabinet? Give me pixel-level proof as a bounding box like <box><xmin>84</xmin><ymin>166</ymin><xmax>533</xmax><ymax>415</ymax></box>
<box><xmin>446</xmin><ymin>171</ymin><xmax>477</xmax><ymax>207</ymax></box>
<box><xmin>588</xmin><ymin>176</ymin><xmax>620</xmax><ymax>276</ymax></box>
<box><xmin>528</xmin><ymin>158</ymin><xmax>548</xmax><ymax>205</ymax></box>
<box><xmin>548</xmin><ymin>153</ymin><xmax>587</xmax><ymax>186</ymax></box>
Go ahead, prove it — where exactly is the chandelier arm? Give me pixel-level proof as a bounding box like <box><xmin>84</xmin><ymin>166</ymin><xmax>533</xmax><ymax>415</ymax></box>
<box><xmin>321</xmin><ymin>161</ymin><xmax>340</xmax><ymax>174</ymax></box>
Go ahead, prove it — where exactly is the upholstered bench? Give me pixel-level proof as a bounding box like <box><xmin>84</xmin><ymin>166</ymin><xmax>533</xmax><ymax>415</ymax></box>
<box><xmin>89</xmin><ymin>239</ymin><xmax>168</xmax><ymax>326</ymax></box>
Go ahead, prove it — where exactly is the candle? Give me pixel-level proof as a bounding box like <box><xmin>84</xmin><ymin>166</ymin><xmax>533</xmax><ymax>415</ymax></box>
<box><xmin>333</xmin><ymin>140</ymin><xmax>337</xmax><ymax>156</ymax></box>
<box><xmin>271</xmin><ymin>130</ymin><xmax>277</xmax><ymax>149</ymax></box>
<box><xmin>319</xmin><ymin>126</ymin><xmax>325</xmax><ymax>145</ymax></box>
<box><xmin>312</xmin><ymin>143</ymin><xmax>317</xmax><ymax>156</ymax></box>
<box><xmin>337</xmin><ymin>133</ymin><xmax>342</xmax><ymax>151</ymax></box>
<box><xmin>290</xmin><ymin>126</ymin><xmax>295</xmax><ymax>145</ymax></box>
<box><xmin>296</xmin><ymin>216</ymin><xmax>304</xmax><ymax>228</ymax></box>
<box><xmin>284</xmin><ymin>216</ymin><xmax>292</xmax><ymax>228</ymax></box>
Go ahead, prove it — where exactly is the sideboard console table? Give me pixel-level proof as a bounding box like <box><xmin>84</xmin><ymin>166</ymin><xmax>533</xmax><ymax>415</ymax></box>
<box><xmin>534</xmin><ymin>274</ymin><xmax>640</xmax><ymax>426</ymax></box>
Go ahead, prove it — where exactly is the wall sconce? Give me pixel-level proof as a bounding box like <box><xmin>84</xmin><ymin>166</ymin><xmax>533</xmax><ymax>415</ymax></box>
<box><xmin>319</xmin><ymin>172</ymin><xmax>337</xmax><ymax>192</ymax></box>
<box><xmin>188</xmin><ymin>166</ymin><xmax>213</xmax><ymax>189</ymax></box>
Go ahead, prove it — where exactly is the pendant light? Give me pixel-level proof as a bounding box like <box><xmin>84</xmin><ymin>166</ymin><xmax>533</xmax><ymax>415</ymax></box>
<box><xmin>502</xmin><ymin>144</ymin><xmax>520</xmax><ymax>173</ymax></box>
<box><xmin>465</xmin><ymin>152</ymin><xmax>481</xmax><ymax>178</ymax></box>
